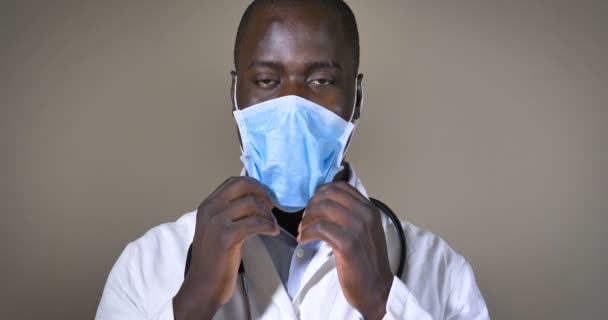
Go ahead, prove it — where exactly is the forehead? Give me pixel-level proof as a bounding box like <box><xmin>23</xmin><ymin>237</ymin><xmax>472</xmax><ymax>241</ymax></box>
<box><xmin>237</xmin><ymin>4</ymin><xmax>351</xmax><ymax>70</ymax></box>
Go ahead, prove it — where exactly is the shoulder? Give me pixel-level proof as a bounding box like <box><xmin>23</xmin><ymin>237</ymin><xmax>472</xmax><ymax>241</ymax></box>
<box><xmin>401</xmin><ymin>220</ymin><xmax>470</xmax><ymax>286</ymax></box>
<box><xmin>400</xmin><ymin>221</ymin><xmax>489</xmax><ymax>317</ymax></box>
<box><xmin>391</xmin><ymin>219</ymin><xmax>469</xmax><ymax>287</ymax></box>
<box><xmin>394</xmin><ymin>219</ymin><xmax>477</xmax><ymax>305</ymax></box>
<box><xmin>401</xmin><ymin>220</ymin><xmax>466</xmax><ymax>269</ymax></box>
<box><xmin>98</xmin><ymin>211</ymin><xmax>197</xmax><ymax>316</ymax></box>
<box><xmin>118</xmin><ymin>210</ymin><xmax>196</xmax><ymax>279</ymax></box>
<box><xmin>382</xmin><ymin>219</ymin><xmax>488</xmax><ymax>318</ymax></box>
<box><xmin>127</xmin><ymin>210</ymin><xmax>197</xmax><ymax>257</ymax></box>
<box><xmin>117</xmin><ymin>211</ymin><xmax>196</xmax><ymax>271</ymax></box>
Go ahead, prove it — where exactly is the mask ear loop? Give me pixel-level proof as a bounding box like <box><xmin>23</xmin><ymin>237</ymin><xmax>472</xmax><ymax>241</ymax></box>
<box><xmin>349</xmin><ymin>79</ymin><xmax>362</xmax><ymax>123</ymax></box>
<box><xmin>233</xmin><ymin>75</ymin><xmax>245</xmax><ymax>154</ymax></box>
<box><xmin>233</xmin><ymin>75</ymin><xmax>242</xmax><ymax>112</ymax></box>
<box><xmin>342</xmin><ymin>79</ymin><xmax>363</xmax><ymax>157</ymax></box>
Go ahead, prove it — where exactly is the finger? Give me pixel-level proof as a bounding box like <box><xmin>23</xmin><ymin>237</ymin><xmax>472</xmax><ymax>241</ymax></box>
<box><xmin>215</xmin><ymin>176</ymin><xmax>272</xmax><ymax>209</ymax></box>
<box><xmin>227</xmin><ymin>214</ymin><xmax>280</xmax><ymax>245</ymax></box>
<box><xmin>315</xmin><ymin>181</ymin><xmax>368</xmax><ymax>205</ymax></box>
<box><xmin>312</xmin><ymin>183</ymin><xmax>363</xmax><ymax>211</ymax></box>
<box><xmin>298</xmin><ymin>220</ymin><xmax>351</xmax><ymax>255</ymax></box>
<box><xmin>206</xmin><ymin>176</ymin><xmax>241</xmax><ymax>200</ymax></box>
<box><xmin>299</xmin><ymin>198</ymin><xmax>349</xmax><ymax>233</ymax></box>
<box><xmin>221</xmin><ymin>195</ymin><xmax>276</xmax><ymax>223</ymax></box>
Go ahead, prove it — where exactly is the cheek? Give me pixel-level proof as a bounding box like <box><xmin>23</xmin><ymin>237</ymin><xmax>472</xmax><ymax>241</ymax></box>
<box><xmin>236</xmin><ymin>84</ymin><xmax>268</xmax><ymax>109</ymax></box>
<box><xmin>322</xmin><ymin>93</ymin><xmax>355</xmax><ymax>121</ymax></box>
<box><xmin>235</xmin><ymin>82</ymin><xmax>250</xmax><ymax>109</ymax></box>
<box><xmin>233</xmin><ymin>74</ymin><xmax>259</xmax><ymax>109</ymax></box>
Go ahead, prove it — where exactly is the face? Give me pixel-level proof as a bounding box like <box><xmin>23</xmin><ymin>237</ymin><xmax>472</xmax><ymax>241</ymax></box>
<box><xmin>231</xmin><ymin>3</ymin><xmax>363</xmax><ymax>122</ymax></box>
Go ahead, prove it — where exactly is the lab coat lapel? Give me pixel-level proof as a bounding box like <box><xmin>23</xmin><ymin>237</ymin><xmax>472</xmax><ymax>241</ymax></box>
<box><xmin>291</xmin><ymin>241</ymin><xmax>336</xmax><ymax>312</ymax></box>
<box><xmin>292</xmin><ymin>166</ymin><xmax>371</xmax><ymax>315</ymax></box>
<box><xmin>241</xmin><ymin>235</ymin><xmax>298</xmax><ymax>320</ymax></box>
<box><xmin>237</xmin><ymin>164</ymin><xmax>406</xmax><ymax>318</ymax></box>
<box><xmin>294</xmin><ymin>165</ymin><xmax>409</xmax><ymax>318</ymax></box>
<box><xmin>295</xmin><ymin>215</ymin><xmax>405</xmax><ymax>319</ymax></box>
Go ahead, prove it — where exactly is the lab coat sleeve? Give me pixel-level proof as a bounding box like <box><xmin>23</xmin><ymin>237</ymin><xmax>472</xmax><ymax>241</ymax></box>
<box><xmin>382</xmin><ymin>276</ymin><xmax>433</xmax><ymax>320</ymax></box>
<box><xmin>95</xmin><ymin>242</ymin><xmax>175</xmax><ymax>320</ymax></box>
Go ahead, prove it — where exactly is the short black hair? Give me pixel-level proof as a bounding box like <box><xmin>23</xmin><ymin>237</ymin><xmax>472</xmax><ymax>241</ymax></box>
<box><xmin>233</xmin><ymin>0</ymin><xmax>360</xmax><ymax>74</ymax></box>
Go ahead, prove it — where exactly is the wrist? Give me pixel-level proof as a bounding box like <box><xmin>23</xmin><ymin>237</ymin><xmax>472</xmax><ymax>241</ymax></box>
<box><xmin>361</xmin><ymin>300</ymin><xmax>386</xmax><ymax>320</ymax></box>
<box><xmin>173</xmin><ymin>275</ymin><xmax>220</xmax><ymax>320</ymax></box>
<box><xmin>360</xmin><ymin>277</ymin><xmax>391</xmax><ymax>320</ymax></box>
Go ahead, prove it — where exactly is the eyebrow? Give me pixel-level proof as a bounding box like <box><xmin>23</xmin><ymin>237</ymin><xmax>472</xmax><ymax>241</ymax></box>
<box><xmin>248</xmin><ymin>60</ymin><xmax>284</xmax><ymax>70</ymax></box>
<box><xmin>305</xmin><ymin>60</ymin><xmax>343</xmax><ymax>72</ymax></box>
<box><xmin>247</xmin><ymin>60</ymin><xmax>343</xmax><ymax>71</ymax></box>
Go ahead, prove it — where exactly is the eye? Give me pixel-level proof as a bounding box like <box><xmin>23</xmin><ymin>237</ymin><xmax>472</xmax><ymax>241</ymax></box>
<box><xmin>255</xmin><ymin>79</ymin><xmax>279</xmax><ymax>89</ymax></box>
<box><xmin>309</xmin><ymin>78</ymin><xmax>335</xmax><ymax>87</ymax></box>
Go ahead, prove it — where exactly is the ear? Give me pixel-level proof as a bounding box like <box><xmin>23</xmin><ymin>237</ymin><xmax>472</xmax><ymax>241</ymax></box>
<box><xmin>230</xmin><ymin>70</ymin><xmax>237</xmax><ymax>111</ymax></box>
<box><xmin>354</xmin><ymin>73</ymin><xmax>364</xmax><ymax>120</ymax></box>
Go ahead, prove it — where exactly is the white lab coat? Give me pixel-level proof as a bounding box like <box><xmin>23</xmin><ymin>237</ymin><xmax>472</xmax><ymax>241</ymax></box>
<box><xmin>96</xmin><ymin>170</ymin><xmax>489</xmax><ymax>319</ymax></box>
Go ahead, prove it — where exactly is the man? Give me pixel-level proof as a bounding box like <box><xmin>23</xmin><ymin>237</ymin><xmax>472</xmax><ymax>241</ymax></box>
<box><xmin>96</xmin><ymin>1</ymin><xmax>489</xmax><ymax>319</ymax></box>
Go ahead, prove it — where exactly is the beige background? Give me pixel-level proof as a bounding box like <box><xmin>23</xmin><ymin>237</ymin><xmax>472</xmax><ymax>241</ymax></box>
<box><xmin>1</xmin><ymin>1</ymin><xmax>607</xmax><ymax>319</ymax></box>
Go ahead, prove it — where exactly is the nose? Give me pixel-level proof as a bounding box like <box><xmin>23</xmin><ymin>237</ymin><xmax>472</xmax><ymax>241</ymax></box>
<box><xmin>277</xmin><ymin>78</ymin><xmax>313</xmax><ymax>101</ymax></box>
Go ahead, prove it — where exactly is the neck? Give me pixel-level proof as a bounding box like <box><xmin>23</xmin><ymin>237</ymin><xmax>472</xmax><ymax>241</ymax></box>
<box><xmin>332</xmin><ymin>161</ymin><xmax>350</xmax><ymax>183</ymax></box>
<box><xmin>273</xmin><ymin>162</ymin><xmax>350</xmax><ymax>238</ymax></box>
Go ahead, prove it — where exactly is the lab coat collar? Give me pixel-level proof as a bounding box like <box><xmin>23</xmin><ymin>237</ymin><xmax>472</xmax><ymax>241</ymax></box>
<box><xmin>239</xmin><ymin>163</ymin><xmax>408</xmax><ymax>316</ymax></box>
<box><xmin>241</xmin><ymin>234</ymin><xmax>298</xmax><ymax>319</ymax></box>
<box><xmin>238</xmin><ymin>162</ymin><xmax>370</xmax><ymax>260</ymax></box>
<box><xmin>292</xmin><ymin>163</ymin><xmax>410</xmax><ymax>303</ymax></box>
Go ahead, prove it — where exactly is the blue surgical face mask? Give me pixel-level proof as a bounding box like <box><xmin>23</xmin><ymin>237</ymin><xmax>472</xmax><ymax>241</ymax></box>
<box><xmin>233</xmin><ymin>78</ymin><xmax>359</xmax><ymax>212</ymax></box>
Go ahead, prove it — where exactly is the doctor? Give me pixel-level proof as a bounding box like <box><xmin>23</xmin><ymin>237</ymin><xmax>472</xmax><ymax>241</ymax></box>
<box><xmin>96</xmin><ymin>0</ymin><xmax>489</xmax><ymax>319</ymax></box>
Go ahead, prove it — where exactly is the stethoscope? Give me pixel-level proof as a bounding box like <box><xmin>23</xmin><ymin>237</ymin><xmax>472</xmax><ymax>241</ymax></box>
<box><xmin>184</xmin><ymin>198</ymin><xmax>406</xmax><ymax>319</ymax></box>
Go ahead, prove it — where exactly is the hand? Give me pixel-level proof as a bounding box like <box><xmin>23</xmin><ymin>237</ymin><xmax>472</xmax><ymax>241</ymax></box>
<box><xmin>173</xmin><ymin>177</ymin><xmax>279</xmax><ymax>320</ymax></box>
<box><xmin>298</xmin><ymin>181</ymin><xmax>393</xmax><ymax>320</ymax></box>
